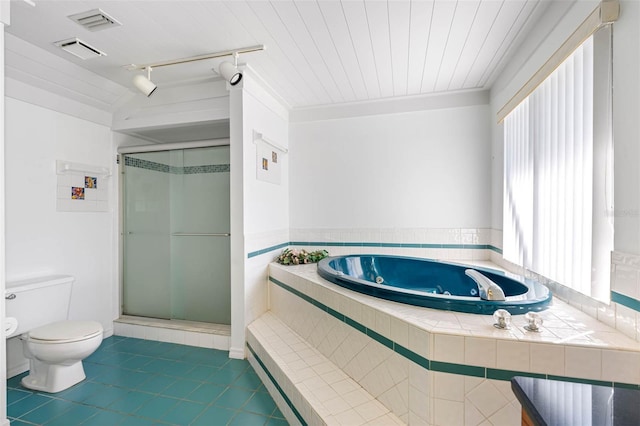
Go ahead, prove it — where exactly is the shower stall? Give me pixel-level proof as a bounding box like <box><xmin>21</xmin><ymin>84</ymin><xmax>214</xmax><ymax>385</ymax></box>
<box><xmin>120</xmin><ymin>143</ymin><xmax>230</xmax><ymax>325</ymax></box>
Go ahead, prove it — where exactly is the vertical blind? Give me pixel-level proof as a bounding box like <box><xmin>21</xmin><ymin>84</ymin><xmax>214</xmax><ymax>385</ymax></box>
<box><xmin>503</xmin><ymin>37</ymin><xmax>594</xmax><ymax>295</ymax></box>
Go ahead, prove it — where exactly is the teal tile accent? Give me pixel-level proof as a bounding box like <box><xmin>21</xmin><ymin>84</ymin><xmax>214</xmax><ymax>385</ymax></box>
<box><xmin>248</xmin><ymin>242</ymin><xmax>289</xmax><ymax>258</ymax></box>
<box><xmin>487</xmin><ymin>369</ymin><xmax>545</xmax><ymax>381</ymax></box>
<box><xmin>432</xmin><ymin>361</ymin><xmax>485</xmax><ymax>378</ymax></box>
<box><xmin>345</xmin><ymin>316</ymin><xmax>367</xmax><ymax>333</ymax></box>
<box><xmin>328</xmin><ymin>307</ymin><xmax>345</xmax><ymax>321</ymax></box>
<box><xmin>247</xmin><ymin>342</ymin><xmax>308</xmax><ymax>426</ymax></box>
<box><xmin>613</xmin><ymin>382</ymin><xmax>640</xmax><ymax>390</ymax></box>
<box><xmin>270</xmin><ymin>273</ymin><xmax>640</xmax><ymax>390</ymax></box>
<box><xmin>124</xmin><ymin>156</ymin><xmax>230</xmax><ymax>175</ymax></box>
<box><xmin>611</xmin><ymin>290</ymin><xmax>640</xmax><ymax>313</ymax></box>
<box><xmin>394</xmin><ymin>344</ymin><xmax>429</xmax><ymax>370</ymax></box>
<box><xmin>367</xmin><ymin>328</ymin><xmax>393</xmax><ymax>349</ymax></box>
<box><xmin>251</xmin><ymin>240</ymin><xmax>502</xmax><ymax>258</ymax></box>
<box><xmin>546</xmin><ymin>375</ymin><xmax>613</xmax><ymax>388</ymax></box>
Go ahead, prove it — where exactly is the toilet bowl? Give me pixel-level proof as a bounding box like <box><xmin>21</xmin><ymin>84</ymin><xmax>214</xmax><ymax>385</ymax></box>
<box><xmin>21</xmin><ymin>320</ymin><xmax>103</xmax><ymax>393</ymax></box>
<box><xmin>5</xmin><ymin>275</ymin><xmax>104</xmax><ymax>393</ymax></box>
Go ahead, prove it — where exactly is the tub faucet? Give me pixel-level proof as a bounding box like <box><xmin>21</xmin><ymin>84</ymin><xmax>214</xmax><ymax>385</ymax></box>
<box><xmin>465</xmin><ymin>269</ymin><xmax>506</xmax><ymax>301</ymax></box>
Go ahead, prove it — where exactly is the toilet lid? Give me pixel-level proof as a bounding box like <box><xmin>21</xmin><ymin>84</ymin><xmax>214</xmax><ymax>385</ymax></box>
<box><xmin>29</xmin><ymin>320</ymin><xmax>103</xmax><ymax>342</ymax></box>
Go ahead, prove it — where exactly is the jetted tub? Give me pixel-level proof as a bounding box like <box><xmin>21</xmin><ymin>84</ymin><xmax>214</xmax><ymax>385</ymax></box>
<box><xmin>317</xmin><ymin>255</ymin><xmax>551</xmax><ymax>315</ymax></box>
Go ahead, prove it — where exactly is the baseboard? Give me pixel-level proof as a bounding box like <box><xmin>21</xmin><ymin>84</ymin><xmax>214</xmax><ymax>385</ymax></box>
<box><xmin>7</xmin><ymin>361</ymin><xmax>28</xmax><ymax>379</ymax></box>
<box><xmin>228</xmin><ymin>346</ymin><xmax>245</xmax><ymax>359</ymax></box>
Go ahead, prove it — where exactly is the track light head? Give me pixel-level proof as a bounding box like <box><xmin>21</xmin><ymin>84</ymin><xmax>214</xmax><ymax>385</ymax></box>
<box><xmin>133</xmin><ymin>67</ymin><xmax>157</xmax><ymax>97</ymax></box>
<box><xmin>218</xmin><ymin>61</ymin><xmax>242</xmax><ymax>86</ymax></box>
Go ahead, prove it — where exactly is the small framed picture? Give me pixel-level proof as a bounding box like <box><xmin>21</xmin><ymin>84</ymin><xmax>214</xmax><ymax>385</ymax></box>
<box><xmin>71</xmin><ymin>187</ymin><xmax>85</xmax><ymax>200</ymax></box>
<box><xmin>85</xmin><ymin>176</ymin><xmax>97</xmax><ymax>189</ymax></box>
<box><xmin>272</xmin><ymin>151</ymin><xmax>278</xmax><ymax>164</ymax></box>
<box><xmin>262</xmin><ymin>158</ymin><xmax>269</xmax><ymax>170</ymax></box>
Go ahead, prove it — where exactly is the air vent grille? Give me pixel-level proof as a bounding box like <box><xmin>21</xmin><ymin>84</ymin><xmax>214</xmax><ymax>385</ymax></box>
<box><xmin>54</xmin><ymin>38</ymin><xmax>107</xmax><ymax>60</ymax></box>
<box><xmin>68</xmin><ymin>8</ymin><xmax>122</xmax><ymax>32</ymax></box>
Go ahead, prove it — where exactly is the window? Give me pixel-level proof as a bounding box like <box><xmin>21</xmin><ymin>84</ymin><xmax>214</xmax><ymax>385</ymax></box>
<box><xmin>503</xmin><ymin>31</ymin><xmax>613</xmax><ymax>301</ymax></box>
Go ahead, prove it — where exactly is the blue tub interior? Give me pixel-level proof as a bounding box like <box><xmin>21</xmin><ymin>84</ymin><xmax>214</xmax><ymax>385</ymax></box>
<box><xmin>317</xmin><ymin>255</ymin><xmax>551</xmax><ymax>315</ymax></box>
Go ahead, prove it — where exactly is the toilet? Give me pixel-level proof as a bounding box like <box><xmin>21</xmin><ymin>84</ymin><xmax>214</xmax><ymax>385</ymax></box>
<box><xmin>5</xmin><ymin>275</ymin><xmax>103</xmax><ymax>393</ymax></box>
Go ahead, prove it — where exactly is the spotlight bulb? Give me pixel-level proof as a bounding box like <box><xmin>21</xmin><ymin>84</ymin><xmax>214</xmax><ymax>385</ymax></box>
<box><xmin>133</xmin><ymin>74</ymin><xmax>157</xmax><ymax>97</ymax></box>
<box><xmin>219</xmin><ymin>61</ymin><xmax>242</xmax><ymax>86</ymax></box>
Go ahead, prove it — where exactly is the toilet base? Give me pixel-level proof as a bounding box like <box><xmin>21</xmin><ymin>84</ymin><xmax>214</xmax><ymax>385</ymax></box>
<box><xmin>21</xmin><ymin>359</ymin><xmax>86</xmax><ymax>393</ymax></box>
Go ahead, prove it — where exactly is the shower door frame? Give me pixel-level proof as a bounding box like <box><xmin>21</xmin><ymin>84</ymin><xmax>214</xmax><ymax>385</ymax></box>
<box><xmin>117</xmin><ymin>139</ymin><xmax>231</xmax><ymax>324</ymax></box>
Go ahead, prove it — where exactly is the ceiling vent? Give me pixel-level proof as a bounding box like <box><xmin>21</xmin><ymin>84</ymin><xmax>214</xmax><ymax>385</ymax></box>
<box><xmin>68</xmin><ymin>8</ymin><xmax>122</xmax><ymax>32</ymax></box>
<box><xmin>54</xmin><ymin>38</ymin><xmax>107</xmax><ymax>60</ymax></box>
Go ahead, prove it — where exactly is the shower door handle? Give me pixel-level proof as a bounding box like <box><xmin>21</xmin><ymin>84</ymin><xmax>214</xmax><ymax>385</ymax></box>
<box><xmin>171</xmin><ymin>233</ymin><xmax>231</xmax><ymax>237</ymax></box>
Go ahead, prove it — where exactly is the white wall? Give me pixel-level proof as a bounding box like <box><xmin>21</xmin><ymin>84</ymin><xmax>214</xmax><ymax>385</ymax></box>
<box><xmin>5</xmin><ymin>97</ymin><xmax>116</xmax><ymax>333</ymax></box>
<box><xmin>229</xmin><ymin>71</ymin><xmax>290</xmax><ymax>357</ymax></box>
<box><xmin>289</xmin><ymin>103</ymin><xmax>492</xmax><ymax>230</ymax></box>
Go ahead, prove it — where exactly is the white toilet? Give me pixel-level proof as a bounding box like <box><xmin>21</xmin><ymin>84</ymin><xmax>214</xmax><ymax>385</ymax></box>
<box><xmin>5</xmin><ymin>275</ymin><xmax>103</xmax><ymax>393</ymax></box>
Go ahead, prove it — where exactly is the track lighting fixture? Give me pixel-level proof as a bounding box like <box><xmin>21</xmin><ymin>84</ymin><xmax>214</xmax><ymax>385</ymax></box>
<box><xmin>127</xmin><ymin>45</ymin><xmax>264</xmax><ymax>95</ymax></box>
<box><xmin>218</xmin><ymin>53</ymin><xmax>242</xmax><ymax>86</ymax></box>
<box><xmin>133</xmin><ymin>67</ymin><xmax>157</xmax><ymax>97</ymax></box>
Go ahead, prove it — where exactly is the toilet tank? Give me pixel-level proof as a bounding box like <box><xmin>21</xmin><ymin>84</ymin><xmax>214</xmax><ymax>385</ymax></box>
<box><xmin>5</xmin><ymin>275</ymin><xmax>74</xmax><ymax>337</ymax></box>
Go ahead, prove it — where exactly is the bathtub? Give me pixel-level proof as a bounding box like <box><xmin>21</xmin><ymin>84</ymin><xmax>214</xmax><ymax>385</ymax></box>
<box><xmin>317</xmin><ymin>255</ymin><xmax>551</xmax><ymax>315</ymax></box>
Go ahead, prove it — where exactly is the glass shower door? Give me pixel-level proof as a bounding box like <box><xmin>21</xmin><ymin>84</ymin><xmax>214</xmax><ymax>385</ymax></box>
<box><xmin>122</xmin><ymin>146</ymin><xmax>230</xmax><ymax>324</ymax></box>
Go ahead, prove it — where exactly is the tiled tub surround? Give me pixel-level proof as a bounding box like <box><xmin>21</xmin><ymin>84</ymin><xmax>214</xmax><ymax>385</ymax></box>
<box><xmin>490</xmin><ymin>231</ymin><xmax>640</xmax><ymax>344</ymax></box>
<box><xmin>266</xmin><ymin>262</ymin><xmax>640</xmax><ymax>426</ymax></box>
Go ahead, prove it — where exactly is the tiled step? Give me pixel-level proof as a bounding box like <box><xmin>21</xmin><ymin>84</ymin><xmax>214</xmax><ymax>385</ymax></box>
<box><xmin>247</xmin><ymin>312</ymin><xmax>405</xmax><ymax>426</ymax></box>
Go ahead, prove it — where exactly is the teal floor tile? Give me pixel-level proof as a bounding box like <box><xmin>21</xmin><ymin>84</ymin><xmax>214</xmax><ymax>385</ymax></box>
<box><xmin>7</xmin><ymin>372</ymin><xmax>28</xmax><ymax>389</ymax></box>
<box><xmin>266</xmin><ymin>417</ymin><xmax>289</xmax><ymax>426</ymax></box>
<box><xmin>108</xmin><ymin>391</ymin><xmax>153</xmax><ymax>413</ymax></box>
<box><xmin>182</xmin><ymin>364</ymin><xmax>218</xmax><ymax>381</ymax></box>
<box><xmin>214</xmin><ymin>387</ymin><xmax>255</xmax><ymax>410</ymax></box>
<box><xmin>6</xmin><ymin>338</ymin><xmax>284</xmax><ymax>426</ymax></box>
<box><xmin>7</xmin><ymin>388</ymin><xmax>31</xmax><ymax>405</ymax></box>
<box><xmin>161</xmin><ymin>378</ymin><xmax>201</xmax><ymax>398</ymax></box>
<box><xmin>7</xmin><ymin>393</ymin><xmax>53</xmax><ymax>418</ymax></box>
<box><xmin>210</xmin><ymin>368</ymin><xmax>244</xmax><ymax>385</ymax></box>
<box><xmin>82</xmin><ymin>385</ymin><xmax>129</xmax><ymax>408</ymax></box>
<box><xmin>161</xmin><ymin>400</ymin><xmax>207</xmax><ymax>424</ymax></box>
<box><xmin>44</xmin><ymin>403</ymin><xmax>99</xmax><ymax>426</ymax></box>
<box><xmin>224</xmin><ymin>359</ymin><xmax>250</xmax><ymax>371</ymax></box>
<box><xmin>272</xmin><ymin>406</ymin><xmax>285</xmax><ymax>419</ymax></box>
<box><xmin>232</xmin><ymin>370</ymin><xmax>263</xmax><ymax>391</ymax></box>
<box><xmin>243</xmin><ymin>392</ymin><xmax>277</xmax><ymax>416</ymax></box>
<box><xmin>120</xmin><ymin>355</ymin><xmax>153</xmax><ymax>371</ymax></box>
<box><xmin>191</xmin><ymin>405</ymin><xmax>237</xmax><ymax>426</ymax></box>
<box><xmin>135</xmin><ymin>395</ymin><xmax>179</xmax><ymax>420</ymax></box>
<box><xmin>135</xmin><ymin>374</ymin><xmax>176</xmax><ymax>393</ymax></box>
<box><xmin>229</xmin><ymin>411</ymin><xmax>271</xmax><ymax>425</ymax></box>
<box><xmin>20</xmin><ymin>398</ymin><xmax>74</xmax><ymax>424</ymax></box>
<box><xmin>186</xmin><ymin>383</ymin><xmax>226</xmax><ymax>404</ymax></box>
<box><xmin>81</xmin><ymin>409</ymin><xmax>129</xmax><ymax>425</ymax></box>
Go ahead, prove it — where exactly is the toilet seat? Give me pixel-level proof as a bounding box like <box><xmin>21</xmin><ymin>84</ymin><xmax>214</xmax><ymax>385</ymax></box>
<box><xmin>27</xmin><ymin>320</ymin><xmax>103</xmax><ymax>344</ymax></box>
